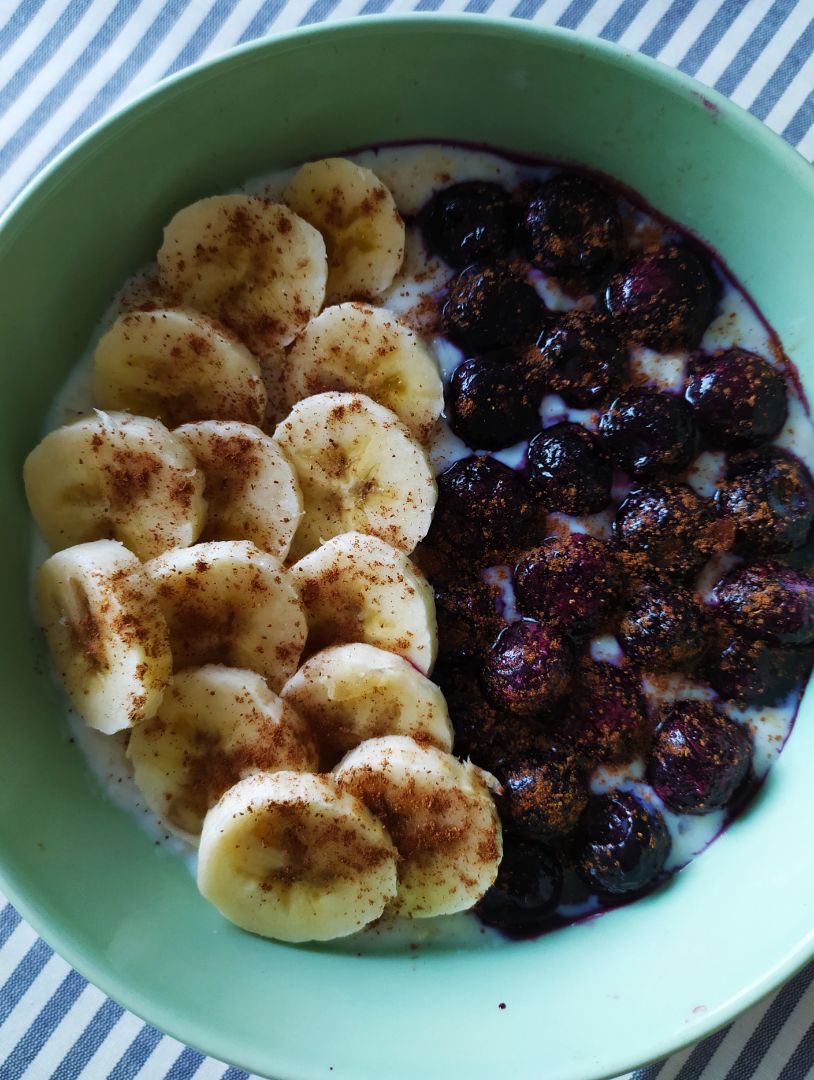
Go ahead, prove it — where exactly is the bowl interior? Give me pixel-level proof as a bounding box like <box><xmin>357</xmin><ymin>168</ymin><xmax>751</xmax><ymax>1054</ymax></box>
<box><xmin>2</xmin><ymin>18</ymin><xmax>814</xmax><ymax>1080</ymax></box>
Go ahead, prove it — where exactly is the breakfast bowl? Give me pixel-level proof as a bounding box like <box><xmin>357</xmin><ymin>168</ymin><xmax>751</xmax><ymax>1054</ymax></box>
<box><xmin>3</xmin><ymin>16</ymin><xmax>814</xmax><ymax>1079</ymax></box>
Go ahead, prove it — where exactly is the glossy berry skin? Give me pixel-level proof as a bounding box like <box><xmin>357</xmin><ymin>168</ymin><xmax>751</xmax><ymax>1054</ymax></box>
<box><xmin>647</xmin><ymin>702</ymin><xmax>752</xmax><ymax>814</ymax></box>
<box><xmin>475</xmin><ymin>834</ymin><xmax>563</xmax><ymax>933</ymax></box>
<box><xmin>567</xmin><ymin>661</ymin><xmax>649</xmax><ymax>765</ymax></box>
<box><xmin>704</xmin><ymin>634</ymin><xmax>812</xmax><ymax>706</ymax></box>
<box><xmin>482</xmin><ymin>619</ymin><xmax>574</xmax><ymax>715</ymax></box>
<box><xmin>527</xmin><ymin>422</ymin><xmax>613</xmax><ymax>513</ymax></box>
<box><xmin>605</xmin><ymin>243</ymin><xmax>720</xmax><ymax>351</ymax></box>
<box><xmin>499</xmin><ymin>749</ymin><xmax>588</xmax><ymax>841</ymax></box>
<box><xmin>519</xmin><ymin>174</ymin><xmax>623</xmax><ymax>276</ymax></box>
<box><xmin>446</xmin><ymin>356</ymin><xmax>542</xmax><ymax>450</ymax></box>
<box><xmin>685</xmin><ymin>349</ymin><xmax>788</xmax><ymax>450</ymax></box>
<box><xmin>576</xmin><ymin>791</ymin><xmax>672</xmax><ymax>896</ymax></box>
<box><xmin>599</xmin><ymin>389</ymin><xmax>696</xmax><ymax>476</ymax></box>
<box><xmin>435</xmin><ymin>576</ymin><xmax>504</xmax><ymax>666</ymax></box>
<box><xmin>442</xmin><ymin>263</ymin><xmax>546</xmax><ymax>353</ymax></box>
<box><xmin>535</xmin><ymin>310</ymin><xmax>628</xmax><ymax>407</ymax></box>
<box><xmin>514</xmin><ymin>534</ymin><xmax>619</xmax><ymax>636</ymax></box>
<box><xmin>715</xmin><ymin>450</ymin><xmax>814</xmax><ymax>555</ymax></box>
<box><xmin>432</xmin><ymin>455</ymin><xmax>535</xmax><ymax>552</ymax></box>
<box><xmin>419</xmin><ymin>181</ymin><xmax>515</xmax><ymax>268</ymax></box>
<box><xmin>619</xmin><ymin>585</ymin><xmax>705</xmax><ymax>670</ymax></box>
<box><xmin>715</xmin><ymin>563</ymin><xmax>814</xmax><ymax>647</ymax></box>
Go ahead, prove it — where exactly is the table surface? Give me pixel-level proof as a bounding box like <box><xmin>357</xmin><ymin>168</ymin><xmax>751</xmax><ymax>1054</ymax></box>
<box><xmin>3</xmin><ymin>1</ymin><xmax>814</xmax><ymax>1077</ymax></box>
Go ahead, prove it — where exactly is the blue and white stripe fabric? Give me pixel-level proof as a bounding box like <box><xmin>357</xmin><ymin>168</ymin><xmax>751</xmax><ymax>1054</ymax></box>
<box><xmin>2</xmin><ymin>1</ymin><xmax>814</xmax><ymax>1076</ymax></box>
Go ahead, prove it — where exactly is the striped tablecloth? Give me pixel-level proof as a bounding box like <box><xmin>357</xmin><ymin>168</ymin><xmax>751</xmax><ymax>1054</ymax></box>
<box><xmin>2</xmin><ymin>2</ymin><xmax>814</xmax><ymax>1077</ymax></box>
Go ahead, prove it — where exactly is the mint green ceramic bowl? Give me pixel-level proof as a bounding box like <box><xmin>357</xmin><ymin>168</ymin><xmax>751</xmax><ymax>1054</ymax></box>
<box><xmin>3</xmin><ymin>16</ymin><xmax>814</xmax><ymax>1079</ymax></box>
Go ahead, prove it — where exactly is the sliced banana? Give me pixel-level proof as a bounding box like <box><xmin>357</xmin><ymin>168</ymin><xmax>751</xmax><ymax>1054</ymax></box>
<box><xmin>146</xmin><ymin>540</ymin><xmax>305</xmax><ymax>692</ymax></box>
<box><xmin>284</xmin><ymin>158</ymin><xmax>405</xmax><ymax>303</ymax></box>
<box><xmin>283</xmin><ymin>303</ymin><xmax>443</xmax><ymax>442</ymax></box>
<box><xmin>127</xmin><ymin>665</ymin><xmax>318</xmax><ymax>842</ymax></box>
<box><xmin>335</xmin><ymin>736</ymin><xmax>502</xmax><ymax>918</ymax></box>
<box><xmin>93</xmin><ymin>308</ymin><xmax>267</xmax><ymax>427</ymax></box>
<box><xmin>198</xmin><ymin>770</ymin><xmax>398</xmax><ymax>942</ymax></box>
<box><xmin>157</xmin><ymin>195</ymin><xmax>327</xmax><ymax>355</ymax></box>
<box><xmin>174</xmin><ymin>421</ymin><xmax>303</xmax><ymax>560</ymax></box>
<box><xmin>281</xmin><ymin>643</ymin><xmax>452</xmax><ymax>768</ymax></box>
<box><xmin>24</xmin><ymin>411</ymin><xmax>206</xmax><ymax>560</ymax></box>
<box><xmin>36</xmin><ymin>540</ymin><xmax>171</xmax><ymax>733</ymax></box>
<box><xmin>291</xmin><ymin>532</ymin><xmax>437</xmax><ymax>674</ymax></box>
<box><xmin>273</xmin><ymin>392</ymin><xmax>436</xmax><ymax>561</ymax></box>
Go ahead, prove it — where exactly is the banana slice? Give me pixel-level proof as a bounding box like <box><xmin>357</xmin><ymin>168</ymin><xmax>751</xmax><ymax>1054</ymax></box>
<box><xmin>157</xmin><ymin>195</ymin><xmax>327</xmax><ymax>355</ymax></box>
<box><xmin>291</xmin><ymin>532</ymin><xmax>437</xmax><ymax>674</ymax></box>
<box><xmin>284</xmin><ymin>158</ymin><xmax>405</xmax><ymax>303</ymax></box>
<box><xmin>273</xmin><ymin>392</ymin><xmax>436</xmax><ymax>561</ymax></box>
<box><xmin>280</xmin><ymin>643</ymin><xmax>452</xmax><ymax>768</ymax></box>
<box><xmin>174</xmin><ymin>421</ymin><xmax>303</xmax><ymax>560</ymax></box>
<box><xmin>283</xmin><ymin>303</ymin><xmax>443</xmax><ymax>443</ymax></box>
<box><xmin>36</xmin><ymin>540</ymin><xmax>171</xmax><ymax>733</ymax></box>
<box><xmin>128</xmin><ymin>665</ymin><xmax>318</xmax><ymax>842</ymax></box>
<box><xmin>198</xmin><ymin>770</ymin><xmax>398</xmax><ymax>941</ymax></box>
<box><xmin>93</xmin><ymin>309</ymin><xmax>267</xmax><ymax>427</ymax></box>
<box><xmin>24</xmin><ymin>412</ymin><xmax>206</xmax><ymax>560</ymax></box>
<box><xmin>146</xmin><ymin>540</ymin><xmax>305</xmax><ymax>692</ymax></box>
<box><xmin>334</xmin><ymin>736</ymin><xmax>502</xmax><ymax>918</ymax></box>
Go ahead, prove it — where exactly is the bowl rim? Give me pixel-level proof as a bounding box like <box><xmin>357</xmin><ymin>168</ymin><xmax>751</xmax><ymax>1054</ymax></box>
<box><xmin>3</xmin><ymin>14</ymin><xmax>814</xmax><ymax>1078</ymax></box>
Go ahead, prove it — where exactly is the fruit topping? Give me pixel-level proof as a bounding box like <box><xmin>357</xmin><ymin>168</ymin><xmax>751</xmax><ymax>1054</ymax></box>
<box><xmin>576</xmin><ymin>791</ymin><xmax>671</xmax><ymax>896</ymax></box>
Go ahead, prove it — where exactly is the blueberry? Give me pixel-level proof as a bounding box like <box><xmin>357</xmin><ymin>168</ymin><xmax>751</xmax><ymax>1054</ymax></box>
<box><xmin>498</xmin><ymin>748</ymin><xmax>588</xmax><ymax>840</ymax></box>
<box><xmin>605</xmin><ymin>243</ymin><xmax>720</xmax><ymax>350</ymax></box>
<box><xmin>431</xmin><ymin>455</ymin><xmax>535</xmax><ymax>553</ymax></box>
<box><xmin>599</xmin><ymin>389</ymin><xmax>696</xmax><ymax>476</ymax></box>
<box><xmin>514</xmin><ymin>534</ymin><xmax>619</xmax><ymax>636</ymax></box>
<box><xmin>567</xmin><ymin>660</ymin><xmax>649</xmax><ymax>765</ymax></box>
<box><xmin>519</xmin><ymin>174</ymin><xmax>623</xmax><ymax>276</ymax></box>
<box><xmin>533</xmin><ymin>310</ymin><xmax>628</xmax><ymax>407</ymax></box>
<box><xmin>715</xmin><ymin>563</ymin><xmax>814</xmax><ymax>647</ymax></box>
<box><xmin>647</xmin><ymin>701</ymin><xmax>752</xmax><ymax>814</ymax></box>
<box><xmin>446</xmin><ymin>356</ymin><xmax>541</xmax><ymax>450</ymax></box>
<box><xmin>685</xmin><ymin>349</ymin><xmax>788</xmax><ymax>450</ymax></box>
<box><xmin>435</xmin><ymin>576</ymin><xmax>504</xmax><ymax>666</ymax></box>
<box><xmin>527</xmin><ymin>422</ymin><xmax>612</xmax><ymax>513</ymax></box>
<box><xmin>619</xmin><ymin>585</ymin><xmax>705</xmax><ymax>670</ymax></box>
<box><xmin>475</xmin><ymin>834</ymin><xmax>563</xmax><ymax>932</ymax></box>
<box><xmin>482</xmin><ymin>619</ymin><xmax>574</xmax><ymax>715</ymax></box>
<box><xmin>442</xmin><ymin>263</ymin><xmax>546</xmax><ymax>353</ymax></box>
<box><xmin>704</xmin><ymin>633</ymin><xmax>813</xmax><ymax>706</ymax></box>
<box><xmin>576</xmin><ymin>791</ymin><xmax>671</xmax><ymax>896</ymax></box>
<box><xmin>419</xmin><ymin>181</ymin><xmax>515</xmax><ymax>268</ymax></box>
<box><xmin>715</xmin><ymin>450</ymin><xmax>814</xmax><ymax>555</ymax></box>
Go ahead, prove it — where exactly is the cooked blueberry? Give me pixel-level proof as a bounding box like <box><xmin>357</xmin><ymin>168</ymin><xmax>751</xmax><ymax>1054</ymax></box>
<box><xmin>435</xmin><ymin>576</ymin><xmax>504</xmax><ymax>666</ymax></box>
<box><xmin>519</xmin><ymin>174</ymin><xmax>622</xmax><ymax>275</ymax></box>
<box><xmin>442</xmin><ymin>263</ymin><xmax>546</xmax><ymax>353</ymax></box>
<box><xmin>475</xmin><ymin>834</ymin><xmax>563</xmax><ymax>932</ymax></box>
<box><xmin>605</xmin><ymin>243</ymin><xmax>720</xmax><ymax>350</ymax></box>
<box><xmin>533</xmin><ymin>310</ymin><xmax>628</xmax><ymax>407</ymax></box>
<box><xmin>703</xmin><ymin>633</ymin><xmax>812</xmax><ymax>706</ymax></box>
<box><xmin>715</xmin><ymin>563</ymin><xmax>814</xmax><ymax>647</ymax></box>
<box><xmin>599</xmin><ymin>389</ymin><xmax>696</xmax><ymax>476</ymax></box>
<box><xmin>419</xmin><ymin>181</ymin><xmax>515</xmax><ymax>268</ymax></box>
<box><xmin>614</xmin><ymin>482</ymin><xmax>732</xmax><ymax>579</ymax></box>
<box><xmin>483</xmin><ymin>619</ymin><xmax>574</xmax><ymax>715</ymax></box>
<box><xmin>576</xmin><ymin>791</ymin><xmax>671</xmax><ymax>896</ymax></box>
<box><xmin>446</xmin><ymin>356</ymin><xmax>541</xmax><ymax>450</ymax></box>
<box><xmin>715</xmin><ymin>449</ymin><xmax>814</xmax><ymax>554</ymax></box>
<box><xmin>514</xmin><ymin>534</ymin><xmax>619</xmax><ymax>635</ymax></box>
<box><xmin>619</xmin><ymin>585</ymin><xmax>705</xmax><ymax>670</ymax></box>
<box><xmin>527</xmin><ymin>423</ymin><xmax>612</xmax><ymax>513</ymax></box>
<box><xmin>648</xmin><ymin>701</ymin><xmax>752</xmax><ymax>814</ymax></box>
<box><xmin>498</xmin><ymin>748</ymin><xmax>588</xmax><ymax>840</ymax></box>
<box><xmin>431</xmin><ymin>455</ymin><xmax>535</xmax><ymax>552</ymax></box>
<box><xmin>567</xmin><ymin>660</ymin><xmax>649</xmax><ymax>764</ymax></box>
<box><xmin>685</xmin><ymin>349</ymin><xmax>787</xmax><ymax>450</ymax></box>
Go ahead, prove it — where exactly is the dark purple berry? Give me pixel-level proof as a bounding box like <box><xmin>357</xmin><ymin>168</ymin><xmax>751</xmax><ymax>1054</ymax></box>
<box><xmin>435</xmin><ymin>576</ymin><xmax>504</xmax><ymax>666</ymax></box>
<box><xmin>703</xmin><ymin>633</ymin><xmax>812</xmax><ymax>706</ymax></box>
<box><xmin>576</xmin><ymin>791</ymin><xmax>671</xmax><ymax>896</ymax></box>
<box><xmin>498</xmin><ymin>748</ymin><xmax>588</xmax><ymax>840</ymax></box>
<box><xmin>419</xmin><ymin>181</ymin><xmax>515</xmax><ymax>268</ymax></box>
<box><xmin>446</xmin><ymin>356</ymin><xmax>541</xmax><ymax>450</ymax></box>
<box><xmin>567</xmin><ymin>660</ymin><xmax>649</xmax><ymax>765</ymax></box>
<box><xmin>619</xmin><ymin>585</ymin><xmax>705</xmax><ymax>670</ymax></box>
<box><xmin>483</xmin><ymin>619</ymin><xmax>574</xmax><ymax>715</ymax></box>
<box><xmin>648</xmin><ymin>701</ymin><xmax>752</xmax><ymax>814</ymax></box>
<box><xmin>442</xmin><ymin>263</ymin><xmax>546</xmax><ymax>353</ymax></box>
<box><xmin>605</xmin><ymin>243</ymin><xmax>720</xmax><ymax>350</ymax></box>
<box><xmin>475</xmin><ymin>834</ymin><xmax>562</xmax><ymax>932</ymax></box>
<box><xmin>514</xmin><ymin>534</ymin><xmax>619</xmax><ymax>636</ymax></box>
<box><xmin>527</xmin><ymin>422</ymin><xmax>612</xmax><ymax>513</ymax></box>
<box><xmin>685</xmin><ymin>349</ymin><xmax>788</xmax><ymax>450</ymax></box>
<box><xmin>715</xmin><ymin>563</ymin><xmax>814</xmax><ymax>647</ymax></box>
<box><xmin>519</xmin><ymin>174</ymin><xmax>622</xmax><ymax>275</ymax></box>
<box><xmin>715</xmin><ymin>450</ymin><xmax>814</xmax><ymax>555</ymax></box>
<box><xmin>534</xmin><ymin>310</ymin><xmax>628</xmax><ymax>407</ymax></box>
<box><xmin>599</xmin><ymin>389</ymin><xmax>696</xmax><ymax>476</ymax></box>
<box><xmin>432</xmin><ymin>455</ymin><xmax>535</xmax><ymax>552</ymax></box>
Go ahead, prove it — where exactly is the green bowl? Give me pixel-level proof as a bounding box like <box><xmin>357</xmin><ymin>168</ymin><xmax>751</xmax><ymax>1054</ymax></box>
<box><xmin>3</xmin><ymin>16</ymin><xmax>814</xmax><ymax>1080</ymax></box>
